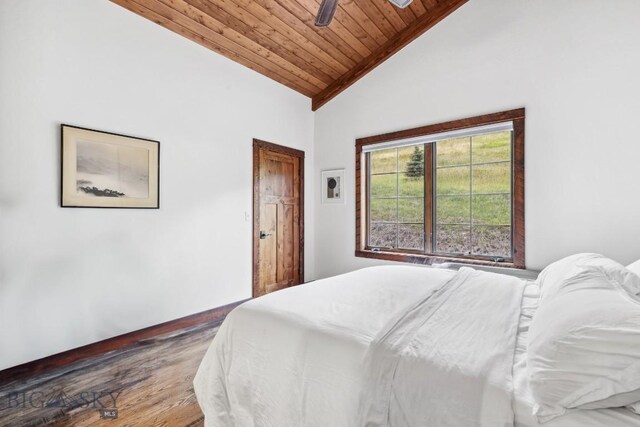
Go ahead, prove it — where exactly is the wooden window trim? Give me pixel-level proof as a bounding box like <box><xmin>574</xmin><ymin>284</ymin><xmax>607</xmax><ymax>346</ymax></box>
<box><xmin>355</xmin><ymin>109</ymin><xmax>525</xmax><ymax>269</ymax></box>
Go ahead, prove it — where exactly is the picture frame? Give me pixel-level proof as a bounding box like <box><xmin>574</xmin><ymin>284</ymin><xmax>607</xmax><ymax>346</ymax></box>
<box><xmin>321</xmin><ymin>169</ymin><xmax>345</xmax><ymax>204</ymax></box>
<box><xmin>61</xmin><ymin>124</ymin><xmax>160</xmax><ymax>208</ymax></box>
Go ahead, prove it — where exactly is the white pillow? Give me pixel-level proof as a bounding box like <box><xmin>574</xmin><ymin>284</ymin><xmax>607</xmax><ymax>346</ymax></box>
<box><xmin>628</xmin><ymin>259</ymin><xmax>640</xmax><ymax>278</ymax></box>
<box><xmin>537</xmin><ymin>253</ymin><xmax>640</xmax><ymax>303</ymax></box>
<box><xmin>528</xmin><ymin>254</ymin><xmax>640</xmax><ymax>422</ymax></box>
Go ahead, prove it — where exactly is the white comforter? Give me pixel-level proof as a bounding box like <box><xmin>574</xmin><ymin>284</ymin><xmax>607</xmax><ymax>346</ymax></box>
<box><xmin>359</xmin><ymin>267</ymin><xmax>525</xmax><ymax>426</ymax></box>
<box><xmin>194</xmin><ymin>266</ymin><xmax>525</xmax><ymax>427</ymax></box>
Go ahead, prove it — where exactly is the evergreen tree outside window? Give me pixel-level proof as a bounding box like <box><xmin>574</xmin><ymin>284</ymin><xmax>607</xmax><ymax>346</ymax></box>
<box><xmin>406</xmin><ymin>146</ymin><xmax>424</xmax><ymax>179</ymax></box>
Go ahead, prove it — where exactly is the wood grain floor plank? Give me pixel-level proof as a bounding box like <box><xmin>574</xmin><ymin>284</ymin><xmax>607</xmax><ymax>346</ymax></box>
<box><xmin>0</xmin><ymin>321</ymin><xmax>220</xmax><ymax>426</ymax></box>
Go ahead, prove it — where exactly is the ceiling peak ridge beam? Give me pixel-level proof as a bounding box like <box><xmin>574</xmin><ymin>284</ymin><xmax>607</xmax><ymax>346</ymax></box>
<box><xmin>311</xmin><ymin>0</ymin><xmax>468</xmax><ymax>111</ymax></box>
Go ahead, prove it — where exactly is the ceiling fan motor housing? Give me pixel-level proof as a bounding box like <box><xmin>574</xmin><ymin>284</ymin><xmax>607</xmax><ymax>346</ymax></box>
<box><xmin>315</xmin><ymin>0</ymin><xmax>414</xmax><ymax>27</ymax></box>
<box><xmin>389</xmin><ymin>0</ymin><xmax>414</xmax><ymax>8</ymax></box>
<box><xmin>314</xmin><ymin>0</ymin><xmax>338</xmax><ymax>27</ymax></box>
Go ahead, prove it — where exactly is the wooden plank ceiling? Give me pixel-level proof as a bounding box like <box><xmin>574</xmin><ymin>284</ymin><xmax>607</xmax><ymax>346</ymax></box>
<box><xmin>111</xmin><ymin>0</ymin><xmax>468</xmax><ymax>110</ymax></box>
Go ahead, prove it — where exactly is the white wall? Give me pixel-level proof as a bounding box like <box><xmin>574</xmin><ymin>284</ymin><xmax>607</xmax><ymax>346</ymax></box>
<box><xmin>314</xmin><ymin>0</ymin><xmax>640</xmax><ymax>279</ymax></box>
<box><xmin>0</xmin><ymin>0</ymin><xmax>314</xmax><ymax>370</ymax></box>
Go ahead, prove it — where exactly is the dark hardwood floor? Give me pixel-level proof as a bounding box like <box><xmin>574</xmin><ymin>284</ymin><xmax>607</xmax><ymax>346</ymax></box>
<box><xmin>0</xmin><ymin>321</ymin><xmax>221</xmax><ymax>426</ymax></box>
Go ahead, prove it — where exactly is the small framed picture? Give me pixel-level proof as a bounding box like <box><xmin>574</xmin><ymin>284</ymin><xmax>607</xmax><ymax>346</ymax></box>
<box><xmin>321</xmin><ymin>169</ymin><xmax>345</xmax><ymax>204</ymax></box>
<box><xmin>61</xmin><ymin>124</ymin><xmax>160</xmax><ymax>208</ymax></box>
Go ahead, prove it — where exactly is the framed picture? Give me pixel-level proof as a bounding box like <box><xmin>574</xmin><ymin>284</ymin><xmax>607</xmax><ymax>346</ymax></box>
<box><xmin>61</xmin><ymin>124</ymin><xmax>160</xmax><ymax>208</ymax></box>
<box><xmin>321</xmin><ymin>169</ymin><xmax>345</xmax><ymax>204</ymax></box>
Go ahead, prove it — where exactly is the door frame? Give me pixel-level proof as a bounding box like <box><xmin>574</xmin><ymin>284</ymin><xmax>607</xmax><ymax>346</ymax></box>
<box><xmin>252</xmin><ymin>138</ymin><xmax>305</xmax><ymax>298</ymax></box>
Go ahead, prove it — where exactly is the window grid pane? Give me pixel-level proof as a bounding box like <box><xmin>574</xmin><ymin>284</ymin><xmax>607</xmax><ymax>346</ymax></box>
<box><xmin>368</xmin><ymin>146</ymin><xmax>426</xmax><ymax>251</ymax></box>
<box><xmin>470</xmin><ymin>132</ymin><xmax>512</xmax><ymax>258</ymax></box>
<box><xmin>435</xmin><ymin>137</ymin><xmax>471</xmax><ymax>255</ymax></box>
<box><xmin>433</xmin><ymin>131</ymin><xmax>513</xmax><ymax>258</ymax></box>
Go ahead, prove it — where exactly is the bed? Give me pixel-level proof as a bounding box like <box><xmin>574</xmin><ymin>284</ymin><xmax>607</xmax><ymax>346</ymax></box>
<box><xmin>194</xmin><ymin>258</ymin><xmax>640</xmax><ymax>427</ymax></box>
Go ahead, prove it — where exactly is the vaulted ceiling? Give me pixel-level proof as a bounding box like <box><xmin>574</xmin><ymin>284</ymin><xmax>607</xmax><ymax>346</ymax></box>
<box><xmin>111</xmin><ymin>0</ymin><xmax>468</xmax><ymax>110</ymax></box>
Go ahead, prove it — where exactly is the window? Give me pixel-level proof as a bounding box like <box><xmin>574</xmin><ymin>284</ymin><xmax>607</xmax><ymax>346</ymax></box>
<box><xmin>356</xmin><ymin>109</ymin><xmax>525</xmax><ymax>268</ymax></box>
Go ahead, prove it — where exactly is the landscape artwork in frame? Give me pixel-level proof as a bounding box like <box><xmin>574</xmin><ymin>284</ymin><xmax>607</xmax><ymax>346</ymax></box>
<box><xmin>321</xmin><ymin>169</ymin><xmax>345</xmax><ymax>204</ymax></box>
<box><xmin>61</xmin><ymin>125</ymin><xmax>159</xmax><ymax>208</ymax></box>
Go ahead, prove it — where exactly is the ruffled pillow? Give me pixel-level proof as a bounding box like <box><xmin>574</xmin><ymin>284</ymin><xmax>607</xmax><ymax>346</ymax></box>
<box><xmin>528</xmin><ymin>254</ymin><xmax>640</xmax><ymax>422</ymax></box>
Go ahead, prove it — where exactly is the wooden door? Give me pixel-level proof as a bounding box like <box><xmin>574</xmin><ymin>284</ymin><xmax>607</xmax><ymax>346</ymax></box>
<box><xmin>253</xmin><ymin>139</ymin><xmax>304</xmax><ymax>297</ymax></box>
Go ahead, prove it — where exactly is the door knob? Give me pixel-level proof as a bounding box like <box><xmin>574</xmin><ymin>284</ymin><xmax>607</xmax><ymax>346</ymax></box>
<box><xmin>260</xmin><ymin>230</ymin><xmax>272</xmax><ymax>239</ymax></box>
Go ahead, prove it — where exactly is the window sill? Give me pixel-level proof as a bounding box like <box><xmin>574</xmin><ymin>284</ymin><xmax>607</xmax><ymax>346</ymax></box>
<box><xmin>355</xmin><ymin>249</ymin><xmax>523</xmax><ymax>270</ymax></box>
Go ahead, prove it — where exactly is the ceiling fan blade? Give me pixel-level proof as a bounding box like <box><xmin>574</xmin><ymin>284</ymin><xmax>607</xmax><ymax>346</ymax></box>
<box><xmin>389</xmin><ymin>0</ymin><xmax>413</xmax><ymax>8</ymax></box>
<box><xmin>314</xmin><ymin>0</ymin><xmax>338</xmax><ymax>27</ymax></box>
